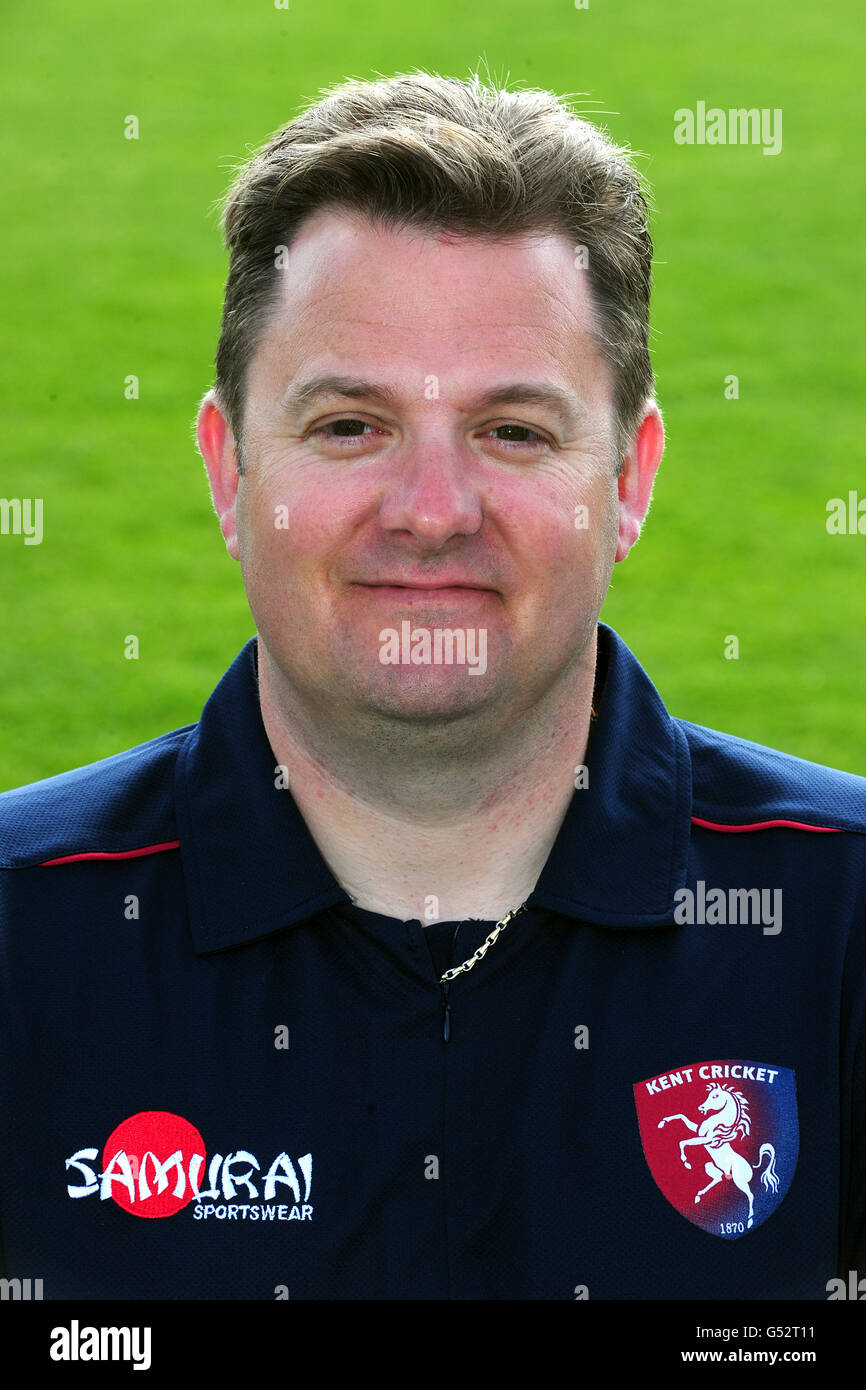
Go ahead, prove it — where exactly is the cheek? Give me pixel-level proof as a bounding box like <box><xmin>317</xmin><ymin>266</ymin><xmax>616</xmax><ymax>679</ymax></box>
<box><xmin>500</xmin><ymin>452</ymin><xmax>614</xmax><ymax>532</ymax></box>
<box><xmin>505</xmin><ymin>477</ymin><xmax>614</xmax><ymax>575</ymax></box>
<box><xmin>235</xmin><ymin>482</ymin><xmax>298</xmax><ymax>615</ymax></box>
<box><xmin>238</xmin><ymin>470</ymin><xmax>334</xmax><ymax>574</ymax></box>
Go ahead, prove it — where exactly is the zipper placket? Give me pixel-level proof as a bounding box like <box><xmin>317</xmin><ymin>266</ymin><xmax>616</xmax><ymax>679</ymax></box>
<box><xmin>439</xmin><ymin>978</ymin><xmax>452</xmax><ymax>1042</ymax></box>
<box><xmin>438</xmin><ymin>921</ymin><xmax>463</xmax><ymax>1042</ymax></box>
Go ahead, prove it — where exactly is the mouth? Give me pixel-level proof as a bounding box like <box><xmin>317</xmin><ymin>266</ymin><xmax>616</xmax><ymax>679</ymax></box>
<box><xmin>355</xmin><ymin>583</ymin><xmax>493</xmax><ymax>601</ymax></box>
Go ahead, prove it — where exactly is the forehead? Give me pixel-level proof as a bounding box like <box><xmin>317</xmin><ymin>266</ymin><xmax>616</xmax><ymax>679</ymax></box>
<box><xmin>249</xmin><ymin>206</ymin><xmax>611</xmax><ymax>400</ymax></box>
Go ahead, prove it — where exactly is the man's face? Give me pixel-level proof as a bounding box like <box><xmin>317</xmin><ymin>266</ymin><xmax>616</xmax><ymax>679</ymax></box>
<box><xmin>200</xmin><ymin>207</ymin><xmax>661</xmax><ymax>733</ymax></box>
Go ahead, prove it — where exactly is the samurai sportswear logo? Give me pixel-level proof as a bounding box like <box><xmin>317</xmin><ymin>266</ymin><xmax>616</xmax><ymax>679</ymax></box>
<box><xmin>633</xmin><ymin>1061</ymin><xmax>798</xmax><ymax>1238</ymax></box>
<box><xmin>64</xmin><ymin>1110</ymin><xmax>313</xmax><ymax>1221</ymax></box>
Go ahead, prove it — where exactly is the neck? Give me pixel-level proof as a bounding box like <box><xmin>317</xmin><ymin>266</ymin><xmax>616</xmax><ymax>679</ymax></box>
<box><xmin>256</xmin><ymin>629</ymin><xmax>598</xmax><ymax>923</ymax></box>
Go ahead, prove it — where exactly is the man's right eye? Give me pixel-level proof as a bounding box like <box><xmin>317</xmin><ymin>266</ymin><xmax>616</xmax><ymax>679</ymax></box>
<box><xmin>310</xmin><ymin>418</ymin><xmax>386</xmax><ymax>444</ymax></box>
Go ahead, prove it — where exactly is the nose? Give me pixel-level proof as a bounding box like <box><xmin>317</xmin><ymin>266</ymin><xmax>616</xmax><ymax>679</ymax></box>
<box><xmin>377</xmin><ymin>434</ymin><xmax>484</xmax><ymax>549</ymax></box>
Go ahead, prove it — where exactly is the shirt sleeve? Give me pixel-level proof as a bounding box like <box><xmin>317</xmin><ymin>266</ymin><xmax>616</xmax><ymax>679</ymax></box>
<box><xmin>839</xmin><ymin>861</ymin><xmax>866</xmax><ymax>1275</ymax></box>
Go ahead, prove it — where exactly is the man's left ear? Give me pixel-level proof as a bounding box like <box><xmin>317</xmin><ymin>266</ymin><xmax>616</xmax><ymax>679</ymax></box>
<box><xmin>615</xmin><ymin>402</ymin><xmax>664</xmax><ymax>562</ymax></box>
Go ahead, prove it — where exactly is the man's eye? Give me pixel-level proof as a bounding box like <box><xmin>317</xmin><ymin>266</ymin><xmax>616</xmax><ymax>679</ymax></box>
<box><xmin>313</xmin><ymin>418</ymin><xmax>378</xmax><ymax>442</ymax></box>
<box><xmin>486</xmin><ymin>424</ymin><xmax>548</xmax><ymax>449</ymax></box>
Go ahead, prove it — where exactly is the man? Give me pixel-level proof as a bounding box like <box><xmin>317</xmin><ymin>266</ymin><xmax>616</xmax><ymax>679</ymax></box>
<box><xmin>1</xmin><ymin>70</ymin><xmax>864</xmax><ymax>1301</ymax></box>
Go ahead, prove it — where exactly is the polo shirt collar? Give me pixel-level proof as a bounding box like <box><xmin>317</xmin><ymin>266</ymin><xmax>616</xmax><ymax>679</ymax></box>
<box><xmin>176</xmin><ymin>623</ymin><xmax>692</xmax><ymax>953</ymax></box>
<box><xmin>527</xmin><ymin>623</ymin><xmax>692</xmax><ymax>927</ymax></box>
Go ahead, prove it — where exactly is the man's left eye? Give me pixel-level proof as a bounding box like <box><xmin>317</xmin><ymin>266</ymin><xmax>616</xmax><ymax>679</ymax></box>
<box><xmin>486</xmin><ymin>425</ymin><xmax>547</xmax><ymax>447</ymax></box>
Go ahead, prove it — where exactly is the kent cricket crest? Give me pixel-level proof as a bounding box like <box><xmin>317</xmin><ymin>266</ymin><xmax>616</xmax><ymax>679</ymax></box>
<box><xmin>633</xmin><ymin>1060</ymin><xmax>798</xmax><ymax>1238</ymax></box>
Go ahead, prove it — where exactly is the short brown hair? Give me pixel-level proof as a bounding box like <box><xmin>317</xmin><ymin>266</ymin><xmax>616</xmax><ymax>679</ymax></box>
<box><xmin>213</xmin><ymin>68</ymin><xmax>655</xmax><ymax>472</ymax></box>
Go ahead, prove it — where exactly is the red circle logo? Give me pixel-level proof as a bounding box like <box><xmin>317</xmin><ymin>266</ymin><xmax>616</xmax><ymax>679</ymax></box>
<box><xmin>102</xmin><ymin>1111</ymin><xmax>206</xmax><ymax>1219</ymax></box>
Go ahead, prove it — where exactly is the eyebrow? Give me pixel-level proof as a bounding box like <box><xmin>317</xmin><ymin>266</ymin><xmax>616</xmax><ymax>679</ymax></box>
<box><xmin>279</xmin><ymin>373</ymin><xmax>587</xmax><ymax>434</ymax></box>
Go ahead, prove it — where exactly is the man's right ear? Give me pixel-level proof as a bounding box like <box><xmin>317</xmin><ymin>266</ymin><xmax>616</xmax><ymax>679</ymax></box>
<box><xmin>196</xmin><ymin>390</ymin><xmax>241</xmax><ymax>561</ymax></box>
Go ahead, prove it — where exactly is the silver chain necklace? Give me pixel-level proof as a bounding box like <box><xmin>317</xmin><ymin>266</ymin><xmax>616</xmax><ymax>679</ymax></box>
<box><xmin>438</xmin><ymin>901</ymin><xmax>529</xmax><ymax>1042</ymax></box>
<box><xmin>438</xmin><ymin>901</ymin><xmax>528</xmax><ymax>982</ymax></box>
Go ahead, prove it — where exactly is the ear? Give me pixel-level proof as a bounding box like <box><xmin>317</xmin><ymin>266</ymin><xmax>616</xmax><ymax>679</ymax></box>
<box><xmin>196</xmin><ymin>390</ymin><xmax>241</xmax><ymax>561</ymax></box>
<box><xmin>615</xmin><ymin>402</ymin><xmax>664</xmax><ymax>562</ymax></box>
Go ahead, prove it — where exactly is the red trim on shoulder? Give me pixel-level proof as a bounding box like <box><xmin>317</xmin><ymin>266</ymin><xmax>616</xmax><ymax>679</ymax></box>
<box><xmin>691</xmin><ymin>816</ymin><xmax>842</xmax><ymax>834</ymax></box>
<box><xmin>39</xmin><ymin>839</ymin><xmax>181</xmax><ymax>866</ymax></box>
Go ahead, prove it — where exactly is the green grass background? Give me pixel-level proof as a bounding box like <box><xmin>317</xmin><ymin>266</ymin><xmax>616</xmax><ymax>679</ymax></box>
<box><xmin>1</xmin><ymin>0</ymin><xmax>864</xmax><ymax>789</ymax></box>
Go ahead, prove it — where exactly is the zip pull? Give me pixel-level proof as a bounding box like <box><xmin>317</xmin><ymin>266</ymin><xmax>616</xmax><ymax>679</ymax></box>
<box><xmin>439</xmin><ymin>980</ymin><xmax>452</xmax><ymax>1043</ymax></box>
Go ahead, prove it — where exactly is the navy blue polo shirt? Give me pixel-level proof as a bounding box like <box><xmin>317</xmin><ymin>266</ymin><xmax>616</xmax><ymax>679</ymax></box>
<box><xmin>1</xmin><ymin>622</ymin><xmax>865</xmax><ymax>1300</ymax></box>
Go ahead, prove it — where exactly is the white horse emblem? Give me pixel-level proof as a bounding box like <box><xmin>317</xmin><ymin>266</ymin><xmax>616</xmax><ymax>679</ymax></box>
<box><xmin>658</xmin><ymin>1082</ymin><xmax>780</xmax><ymax>1228</ymax></box>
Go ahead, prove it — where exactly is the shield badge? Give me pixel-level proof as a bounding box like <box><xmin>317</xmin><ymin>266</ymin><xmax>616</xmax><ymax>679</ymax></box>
<box><xmin>633</xmin><ymin>1059</ymin><xmax>798</xmax><ymax>1238</ymax></box>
